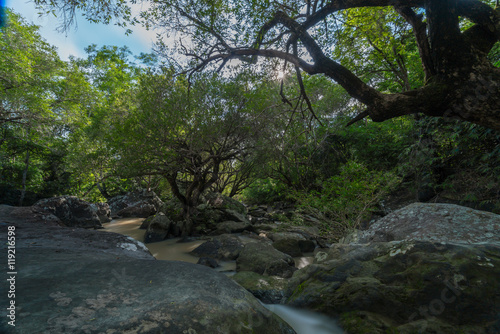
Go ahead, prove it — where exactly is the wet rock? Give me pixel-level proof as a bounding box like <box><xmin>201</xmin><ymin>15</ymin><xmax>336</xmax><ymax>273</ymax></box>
<box><xmin>197</xmin><ymin>257</ymin><xmax>220</xmax><ymax>268</ymax></box>
<box><xmin>144</xmin><ymin>213</ymin><xmax>172</xmax><ymax>243</ymax></box>
<box><xmin>0</xmin><ymin>205</ymin><xmax>295</xmax><ymax>334</ymax></box>
<box><xmin>232</xmin><ymin>271</ymin><xmax>288</xmax><ymax>304</ymax></box>
<box><xmin>356</xmin><ymin>202</ymin><xmax>500</xmax><ymax>243</ymax></box>
<box><xmin>237</xmin><ymin>242</ymin><xmax>297</xmax><ymax>278</ymax></box>
<box><xmin>109</xmin><ymin>190</ymin><xmax>163</xmax><ymax>218</ymax></box>
<box><xmin>287</xmin><ymin>241</ymin><xmax>500</xmax><ymax>333</ymax></box>
<box><xmin>33</xmin><ymin>196</ymin><xmax>102</xmax><ymax>229</ymax></box>
<box><xmin>191</xmin><ymin>234</ymin><xmax>244</xmax><ymax>260</ymax></box>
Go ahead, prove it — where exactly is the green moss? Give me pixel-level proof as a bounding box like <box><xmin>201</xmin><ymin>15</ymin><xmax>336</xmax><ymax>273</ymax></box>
<box><xmin>340</xmin><ymin>311</ymin><xmax>401</xmax><ymax>334</ymax></box>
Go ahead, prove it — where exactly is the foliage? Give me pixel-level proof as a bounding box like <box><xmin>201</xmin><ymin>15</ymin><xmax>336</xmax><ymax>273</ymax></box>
<box><xmin>242</xmin><ymin>178</ymin><xmax>289</xmax><ymax>205</ymax></box>
<box><xmin>398</xmin><ymin>117</ymin><xmax>500</xmax><ymax>208</ymax></box>
<box><xmin>293</xmin><ymin>161</ymin><xmax>400</xmax><ymax>235</ymax></box>
<box><xmin>332</xmin><ymin>7</ymin><xmax>424</xmax><ymax>92</ymax></box>
<box><xmin>0</xmin><ymin>10</ymin><xmax>70</xmax><ymax>204</ymax></box>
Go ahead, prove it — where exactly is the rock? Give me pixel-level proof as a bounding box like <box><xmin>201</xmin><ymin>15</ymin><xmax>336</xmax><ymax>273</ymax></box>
<box><xmin>197</xmin><ymin>257</ymin><xmax>219</xmax><ymax>268</ymax></box>
<box><xmin>268</xmin><ymin>232</ymin><xmax>307</xmax><ymax>242</ymax></box>
<box><xmin>139</xmin><ymin>214</ymin><xmax>155</xmax><ymax>229</ymax></box>
<box><xmin>204</xmin><ymin>192</ymin><xmax>247</xmax><ymax>214</ymax></box>
<box><xmin>298</xmin><ymin>240</ymin><xmax>316</xmax><ymax>253</ymax></box>
<box><xmin>287</xmin><ymin>241</ymin><xmax>500</xmax><ymax>333</ymax></box>
<box><xmin>356</xmin><ymin>202</ymin><xmax>500</xmax><ymax>243</ymax></box>
<box><xmin>268</xmin><ymin>231</ymin><xmax>317</xmax><ymax>256</ymax></box>
<box><xmin>248</xmin><ymin>207</ymin><xmax>267</xmax><ymax>218</ymax></box>
<box><xmin>108</xmin><ymin>190</ymin><xmax>163</xmax><ymax>218</ymax></box>
<box><xmin>117</xmin><ymin>202</ymin><xmax>157</xmax><ymax>218</ymax></box>
<box><xmin>90</xmin><ymin>202</ymin><xmax>111</xmax><ymax>223</ymax></box>
<box><xmin>237</xmin><ymin>242</ymin><xmax>297</xmax><ymax>278</ymax></box>
<box><xmin>213</xmin><ymin>220</ymin><xmax>253</xmax><ymax>235</ymax></box>
<box><xmin>222</xmin><ymin>208</ymin><xmax>251</xmax><ymax>224</ymax></box>
<box><xmin>0</xmin><ymin>205</ymin><xmax>152</xmax><ymax>260</ymax></box>
<box><xmin>194</xmin><ymin>207</ymin><xmax>224</xmax><ymax>226</ymax></box>
<box><xmin>273</xmin><ymin>238</ymin><xmax>303</xmax><ymax>257</ymax></box>
<box><xmin>144</xmin><ymin>213</ymin><xmax>172</xmax><ymax>243</ymax></box>
<box><xmin>232</xmin><ymin>271</ymin><xmax>288</xmax><ymax>304</ymax></box>
<box><xmin>33</xmin><ymin>196</ymin><xmax>102</xmax><ymax>229</ymax></box>
<box><xmin>191</xmin><ymin>234</ymin><xmax>245</xmax><ymax>260</ymax></box>
<box><xmin>0</xmin><ymin>205</ymin><xmax>295</xmax><ymax>334</ymax></box>
<box><xmin>159</xmin><ymin>197</ymin><xmax>184</xmax><ymax>221</ymax></box>
<box><xmin>253</xmin><ymin>223</ymin><xmax>280</xmax><ymax>231</ymax></box>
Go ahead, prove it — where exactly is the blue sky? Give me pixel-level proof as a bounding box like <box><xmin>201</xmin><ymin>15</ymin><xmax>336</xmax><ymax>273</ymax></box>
<box><xmin>6</xmin><ymin>0</ymin><xmax>157</xmax><ymax>60</ymax></box>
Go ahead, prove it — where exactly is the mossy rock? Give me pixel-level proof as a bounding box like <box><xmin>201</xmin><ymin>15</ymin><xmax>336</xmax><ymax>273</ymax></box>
<box><xmin>286</xmin><ymin>241</ymin><xmax>500</xmax><ymax>333</ymax></box>
<box><xmin>232</xmin><ymin>271</ymin><xmax>288</xmax><ymax>304</ymax></box>
<box><xmin>237</xmin><ymin>242</ymin><xmax>297</xmax><ymax>278</ymax></box>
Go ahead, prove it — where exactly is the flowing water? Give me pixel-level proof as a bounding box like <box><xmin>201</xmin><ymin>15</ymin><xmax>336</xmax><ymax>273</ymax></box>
<box><xmin>263</xmin><ymin>304</ymin><xmax>345</xmax><ymax>334</ymax></box>
<box><xmin>103</xmin><ymin>218</ymin><xmax>345</xmax><ymax>334</ymax></box>
<box><xmin>102</xmin><ymin>218</ymin><xmax>236</xmax><ymax>271</ymax></box>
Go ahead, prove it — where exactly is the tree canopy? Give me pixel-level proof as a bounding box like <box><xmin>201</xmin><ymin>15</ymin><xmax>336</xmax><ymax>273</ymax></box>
<box><xmin>33</xmin><ymin>0</ymin><xmax>500</xmax><ymax>130</ymax></box>
<box><xmin>1</xmin><ymin>6</ymin><xmax>499</xmax><ymax>232</ymax></box>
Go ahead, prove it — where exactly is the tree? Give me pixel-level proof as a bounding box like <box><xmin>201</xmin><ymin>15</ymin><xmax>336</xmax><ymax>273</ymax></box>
<box><xmin>115</xmin><ymin>71</ymin><xmax>266</xmax><ymax>235</ymax></box>
<box><xmin>35</xmin><ymin>0</ymin><xmax>500</xmax><ymax>130</ymax></box>
<box><xmin>63</xmin><ymin>45</ymin><xmax>144</xmax><ymax>200</ymax></box>
<box><xmin>0</xmin><ymin>9</ymin><xmax>69</xmax><ymax>205</ymax></box>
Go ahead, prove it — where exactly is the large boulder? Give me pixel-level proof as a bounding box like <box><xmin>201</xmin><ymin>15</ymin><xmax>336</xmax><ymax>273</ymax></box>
<box><xmin>108</xmin><ymin>190</ymin><xmax>163</xmax><ymax>218</ymax></box>
<box><xmin>237</xmin><ymin>241</ymin><xmax>297</xmax><ymax>278</ymax></box>
<box><xmin>191</xmin><ymin>234</ymin><xmax>245</xmax><ymax>260</ymax></box>
<box><xmin>33</xmin><ymin>196</ymin><xmax>102</xmax><ymax>229</ymax></box>
<box><xmin>356</xmin><ymin>202</ymin><xmax>500</xmax><ymax>244</ymax></box>
<box><xmin>287</xmin><ymin>241</ymin><xmax>500</xmax><ymax>333</ymax></box>
<box><xmin>0</xmin><ymin>205</ymin><xmax>295</xmax><ymax>334</ymax></box>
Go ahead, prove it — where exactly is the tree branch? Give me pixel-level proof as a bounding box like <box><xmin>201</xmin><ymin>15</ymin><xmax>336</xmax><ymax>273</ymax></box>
<box><xmin>395</xmin><ymin>6</ymin><xmax>435</xmax><ymax>80</ymax></box>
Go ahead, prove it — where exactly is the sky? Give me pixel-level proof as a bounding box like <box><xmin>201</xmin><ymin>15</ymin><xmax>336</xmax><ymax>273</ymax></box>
<box><xmin>6</xmin><ymin>0</ymin><xmax>158</xmax><ymax>60</ymax></box>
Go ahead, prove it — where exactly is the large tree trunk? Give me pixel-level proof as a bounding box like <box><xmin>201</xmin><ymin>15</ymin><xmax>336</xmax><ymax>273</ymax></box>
<box><xmin>365</xmin><ymin>65</ymin><xmax>500</xmax><ymax>130</ymax></box>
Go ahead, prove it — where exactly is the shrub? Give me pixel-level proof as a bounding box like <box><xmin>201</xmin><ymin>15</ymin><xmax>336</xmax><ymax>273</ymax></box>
<box><xmin>294</xmin><ymin>161</ymin><xmax>400</xmax><ymax>235</ymax></box>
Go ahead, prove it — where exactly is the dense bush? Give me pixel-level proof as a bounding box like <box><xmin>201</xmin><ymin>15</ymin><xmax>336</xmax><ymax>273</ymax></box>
<box><xmin>293</xmin><ymin>161</ymin><xmax>400</xmax><ymax>235</ymax></box>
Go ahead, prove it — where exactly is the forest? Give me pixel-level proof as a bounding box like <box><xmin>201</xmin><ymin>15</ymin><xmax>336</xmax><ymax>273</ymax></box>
<box><xmin>1</xmin><ymin>1</ymin><xmax>499</xmax><ymax>236</ymax></box>
<box><xmin>2</xmin><ymin>1</ymin><xmax>500</xmax><ymax>333</ymax></box>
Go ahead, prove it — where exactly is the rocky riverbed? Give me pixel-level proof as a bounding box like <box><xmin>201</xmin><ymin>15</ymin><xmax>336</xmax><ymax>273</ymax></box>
<box><xmin>1</xmin><ymin>193</ymin><xmax>500</xmax><ymax>333</ymax></box>
<box><xmin>0</xmin><ymin>205</ymin><xmax>294</xmax><ymax>334</ymax></box>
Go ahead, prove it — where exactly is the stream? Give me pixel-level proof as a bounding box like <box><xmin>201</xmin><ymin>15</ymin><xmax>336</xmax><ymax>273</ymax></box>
<box><xmin>103</xmin><ymin>218</ymin><xmax>345</xmax><ymax>334</ymax></box>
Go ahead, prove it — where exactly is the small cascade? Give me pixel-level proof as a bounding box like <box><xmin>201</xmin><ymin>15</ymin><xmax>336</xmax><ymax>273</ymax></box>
<box><xmin>263</xmin><ymin>304</ymin><xmax>345</xmax><ymax>334</ymax></box>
